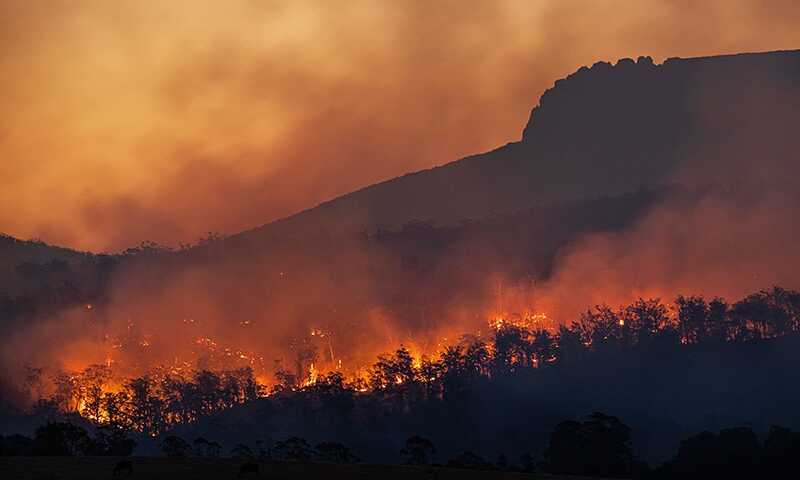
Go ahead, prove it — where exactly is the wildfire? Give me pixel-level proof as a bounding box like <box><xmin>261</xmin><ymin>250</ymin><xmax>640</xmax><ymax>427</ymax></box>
<box><xmin>310</xmin><ymin>328</ymin><xmax>325</xmax><ymax>337</ymax></box>
<box><xmin>51</xmin><ymin>305</ymin><xmax>553</xmax><ymax>429</ymax></box>
<box><xmin>489</xmin><ymin>311</ymin><xmax>550</xmax><ymax>331</ymax></box>
<box><xmin>195</xmin><ymin>337</ymin><xmax>218</xmax><ymax>349</ymax></box>
<box><xmin>412</xmin><ymin>356</ymin><xmax>422</xmax><ymax>369</ymax></box>
<box><xmin>305</xmin><ymin>362</ymin><xmax>318</xmax><ymax>386</ymax></box>
<box><xmin>30</xmin><ymin>292</ymin><xmax>568</xmax><ymax>432</ymax></box>
<box><xmin>489</xmin><ymin>315</ymin><xmax>506</xmax><ymax>330</ymax></box>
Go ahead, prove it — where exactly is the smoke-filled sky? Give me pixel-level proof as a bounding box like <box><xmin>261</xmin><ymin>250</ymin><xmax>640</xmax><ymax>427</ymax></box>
<box><xmin>2</xmin><ymin>0</ymin><xmax>800</xmax><ymax>252</ymax></box>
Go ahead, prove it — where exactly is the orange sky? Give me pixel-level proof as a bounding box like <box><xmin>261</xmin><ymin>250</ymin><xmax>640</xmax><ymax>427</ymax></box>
<box><xmin>2</xmin><ymin>0</ymin><xmax>800</xmax><ymax>252</ymax></box>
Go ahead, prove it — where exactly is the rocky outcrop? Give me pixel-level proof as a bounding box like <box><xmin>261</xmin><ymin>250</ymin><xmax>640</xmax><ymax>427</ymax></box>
<box><xmin>231</xmin><ymin>49</ymin><xmax>800</xmax><ymax>245</ymax></box>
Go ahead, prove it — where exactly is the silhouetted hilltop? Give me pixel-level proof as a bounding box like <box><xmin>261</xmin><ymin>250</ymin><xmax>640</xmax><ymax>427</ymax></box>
<box><xmin>231</xmin><ymin>49</ymin><xmax>800</xmax><ymax>246</ymax></box>
<box><xmin>0</xmin><ymin>235</ymin><xmax>89</xmax><ymax>269</ymax></box>
<box><xmin>2</xmin><ymin>48</ymin><xmax>799</xmax><ymax>336</ymax></box>
<box><xmin>0</xmin><ymin>235</ymin><xmax>113</xmax><ymax>322</ymax></box>
<box><xmin>0</xmin><ymin>235</ymin><xmax>95</xmax><ymax>293</ymax></box>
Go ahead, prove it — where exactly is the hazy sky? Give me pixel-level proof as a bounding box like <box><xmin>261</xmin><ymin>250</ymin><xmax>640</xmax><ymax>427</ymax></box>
<box><xmin>2</xmin><ymin>0</ymin><xmax>800</xmax><ymax>252</ymax></box>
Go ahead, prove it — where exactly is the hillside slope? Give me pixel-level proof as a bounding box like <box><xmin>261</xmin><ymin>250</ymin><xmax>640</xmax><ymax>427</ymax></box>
<box><xmin>231</xmin><ymin>49</ymin><xmax>800</xmax><ymax>245</ymax></box>
<box><xmin>3</xmin><ymin>49</ymin><xmax>798</xmax><ymax>335</ymax></box>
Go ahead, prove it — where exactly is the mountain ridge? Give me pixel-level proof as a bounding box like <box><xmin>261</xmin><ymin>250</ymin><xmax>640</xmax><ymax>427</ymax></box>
<box><xmin>229</xmin><ymin>47</ymin><xmax>800</xmax><ymax>247</ymax></box>
<box><xmin>3</xmin><ymin>48</ymin><xmax>799</xmax><ymax>255</ymax></box>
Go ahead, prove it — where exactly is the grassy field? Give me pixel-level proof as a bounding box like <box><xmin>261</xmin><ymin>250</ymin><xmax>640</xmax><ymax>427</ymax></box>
<box><xmin>0</xmin><ymin>457</ymin><xmax>590</xmax><ymax>480</ymax></box>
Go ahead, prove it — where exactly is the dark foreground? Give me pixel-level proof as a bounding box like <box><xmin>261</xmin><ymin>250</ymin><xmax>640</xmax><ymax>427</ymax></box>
<box><xmin>0</xmin><ymin>457</ymin><xmax>594</xmax><ymax>480</ymax></box>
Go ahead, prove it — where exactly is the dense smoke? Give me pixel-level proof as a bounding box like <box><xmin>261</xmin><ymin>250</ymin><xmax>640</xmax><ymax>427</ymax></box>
<box><xmin>535</xmin><ymin>190</ymin><xmax>800</xmax><ymax>322</ymax></box>
<box><xmin>0</xmin><ymin>234</ymin><xmax>489</xmax><ymax>395</ymax></box>
<box><xmin>2</xmin><ymin>0</ymin><xmax>800</xmax><ymax>251</ymax></box>
<box><xmin>3</xmin><ymin>3</ymin><xmax>800</xmax><ymax>420</ymax></box>
<box><xmin>533</xmin><ymin>55</ymin><xmax>800</xmax><ymax>321</ymax></box>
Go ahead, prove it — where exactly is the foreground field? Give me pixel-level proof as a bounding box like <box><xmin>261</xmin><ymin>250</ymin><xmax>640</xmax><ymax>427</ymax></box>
<box><xmin>0</xmin><ymin>457</ymin><xmax>589</xmax><ymax>480</ymax></box>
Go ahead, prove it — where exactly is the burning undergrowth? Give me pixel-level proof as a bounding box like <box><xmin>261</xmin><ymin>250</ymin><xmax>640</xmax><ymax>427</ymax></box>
<box><xmin>3</xmin><ymin>51</ymin><xmax>800</xmax><ymax>441</ymax></box>
<box><xmin>4</xmin><ymin>178</ymin><xmax>800</xmax><ymax>433</ymax></box>
<box><xmin>9</xmin><ymin>286</ymin><xmax>800</xmax><ymax>438</ymax></box>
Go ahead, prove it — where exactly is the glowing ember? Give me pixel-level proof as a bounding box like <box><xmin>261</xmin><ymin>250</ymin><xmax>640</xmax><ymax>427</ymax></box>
<box><xmin>488</xmin><ymin>312</ymin><xmax>550</xmax><ymax>331</ymax></box>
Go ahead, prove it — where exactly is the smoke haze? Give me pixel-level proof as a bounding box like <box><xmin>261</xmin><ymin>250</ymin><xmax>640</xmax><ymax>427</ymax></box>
<box><xmin>2</xmin><ymin>0</ymin><xmax>800</xmax><ymax>251</ymax></box>
<box><xmin>2</xmin><ymin>3</ymin><xmax>800</xmax><ymax>417</ymax></box>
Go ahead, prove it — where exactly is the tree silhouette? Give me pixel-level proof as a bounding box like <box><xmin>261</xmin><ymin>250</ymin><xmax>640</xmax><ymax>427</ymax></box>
<box><xmin>193</xmin><ymin>437</ymin><xmax>221</xmax><ymax>457</ymax></box>
<box><xmin>531</xmin><ymin>328</ymin><xmax>556</xmax><ymax>365</ymax></box>
<box><xmin>92</xmin><ymin>425</ymin><xmax>136</xmax><ymax>456</ymax></box>
<box><xmin>32</xmin><ymin>422</ymin><xmax>94</xmax><ymax>456</ymax></box>
<box><xmin>315</xmin><ymin>441</ymin><xmax>360</xmax><ymax>463</ymax></box>
<box><xmin>658</xmin><ymin>427</ymin><xmax>760</xmax><ymax>479</ymax></box>
<box><xmin>492</xmin><ymin>324</ymin><xmax>532</xmax><ymax>373</ymax></box>
<box><xmin>126</xmin><ymin>376</ymin><xmax>164</xmax><ymax>435</ymax></box>
<box><xmin>575</xmin><ymin>305</ymin><xmax>622</xmax><ymax>350</ymax></box>
<box><xmin>544</xmin><ymin>412</ymin><xmax>634</xmax><ymax>478</ymax></box>
<box><xmin>553</xmin><ymin>324</ymin><xmax>585</xmax><ymax>367</ymax></box>
<box><xmin>271</xmin><ymin>437</ymin><xmax>315</xmax><ymax>461</ymax></box>
<box><xmin>161</xmin><ymin>435</ymin><xmax>191</xmax><ymax>457</ymax></box>
<box><xmin>400</xmin><ymin>435</ymin><xmax>436</xmax><ymax>465</ymax></box>
<box><xmin>624</xmin><ymin>298</ymin><xmax>670</xmax><ymax>344</ymax></box>
<box><xmin>676</xmin><ymin>295</ymin><xmax>711</xmax><ymax>343</ymax></box>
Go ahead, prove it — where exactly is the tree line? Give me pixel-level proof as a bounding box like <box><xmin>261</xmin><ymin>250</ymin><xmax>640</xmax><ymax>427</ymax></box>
<box><xmin>4</xmin><ymin>413</ymin><xmax>800</xmax><ymax>480</ymax></box>
<box><xmin>19</xmin><ymin>287</ymin><xmax>800</xmax><ymax>437</ymax></box>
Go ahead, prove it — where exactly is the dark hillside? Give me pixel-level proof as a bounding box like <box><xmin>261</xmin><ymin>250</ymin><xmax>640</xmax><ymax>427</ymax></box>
<box><xmin>232</xmin><ymin>49</ymin><xmax>800</xmax><ymax>246</ymax></box>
